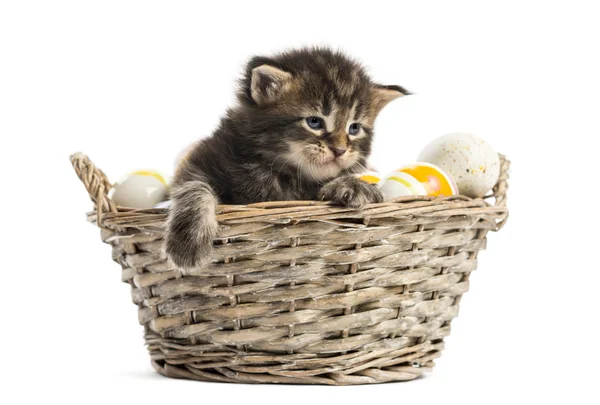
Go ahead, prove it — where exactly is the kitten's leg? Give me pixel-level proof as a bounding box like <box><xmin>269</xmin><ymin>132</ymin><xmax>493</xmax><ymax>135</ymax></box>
<box><xmin>164</xmin><ymin>180</ymin><xmax>219</xmax><ymax>269</ymax></box>
<box><xmin>319</xmin><ymin>174</ymin><xmax>383</xmax><ymax>208</ymax></box>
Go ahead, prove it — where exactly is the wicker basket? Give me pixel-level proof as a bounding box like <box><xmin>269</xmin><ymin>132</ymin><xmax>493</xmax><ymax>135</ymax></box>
<box><xmin>71</xmin><ymin>152</ymin><xmax>509</xmax><ymax>385</ymax></box>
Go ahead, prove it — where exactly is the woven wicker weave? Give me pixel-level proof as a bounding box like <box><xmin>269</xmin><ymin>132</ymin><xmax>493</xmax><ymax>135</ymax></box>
<box><xmin>71</xmin><ymin>152</ymin><xmax>509</xmax><ymax>385</ymax></box>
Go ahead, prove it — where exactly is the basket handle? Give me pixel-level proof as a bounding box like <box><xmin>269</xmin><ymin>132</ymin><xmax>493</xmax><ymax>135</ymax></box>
<box><xmin>488</xmin><ymin>154</ymin><xmax>509</xmax><ymax>230</ymax></box>
<box><xmin>70</xmin><ymin>152</ymin><xmax>117</xmax><ymax>225</ymax></box>
<box><xmin>493</xmin><ymin>154</ymin><xmax>509</xmax><ymax>207</ymax></box>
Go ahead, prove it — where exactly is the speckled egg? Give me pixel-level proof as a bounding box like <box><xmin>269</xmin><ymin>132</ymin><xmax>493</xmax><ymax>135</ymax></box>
<box><xmin>379</xmin><ymin>171</ymin><xmax>427</xmax><ymax>201</ymax></box>
<box><xmin>397</xmin><ymin>162</ymin><xmax>458</xmax><ymax>197</ymax></box>
<box><xmin>110</xmin><ymin>170</ymin><xmax>169</xmax><ymax>209</ymax></box>
<box><xmin>418</xmin><ymin>133</ymin><xmax>500</xmax><ymax>198</ymax></box>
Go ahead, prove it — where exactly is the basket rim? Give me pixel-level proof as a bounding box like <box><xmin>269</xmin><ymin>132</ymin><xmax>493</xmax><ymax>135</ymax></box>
<box><xmin>71</xmin><ymin>152</ymin><xmax>509</xmax><ymax>231</ymax></box>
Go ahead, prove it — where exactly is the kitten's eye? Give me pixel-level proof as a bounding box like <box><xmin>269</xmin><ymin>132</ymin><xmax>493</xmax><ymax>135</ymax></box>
<box><xmin>349</xmin><ymin>123</ymin><xmax>361</xmax><ymax>135</ymax></box>
<box><xmin>306</xmin><ymin>116</ymin><xmax>324</xmax><ymax>130</ymax></box>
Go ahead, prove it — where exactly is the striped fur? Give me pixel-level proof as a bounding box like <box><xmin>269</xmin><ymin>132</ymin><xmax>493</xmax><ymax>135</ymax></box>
<box><xmin>165</xmin><ymin>47</ymin><xmax>409</xmax><ymax>269</ymax></box>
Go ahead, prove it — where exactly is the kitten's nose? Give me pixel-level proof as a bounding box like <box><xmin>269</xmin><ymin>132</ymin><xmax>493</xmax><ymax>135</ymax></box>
<box><xmin>329</xmin><ymin>146</ymin><xmax>347</xmax><ymax>158</ymax></box>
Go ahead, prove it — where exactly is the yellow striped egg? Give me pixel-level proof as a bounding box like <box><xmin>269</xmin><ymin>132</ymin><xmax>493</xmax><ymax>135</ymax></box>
<box><xmin>355</xmin><ymin>171</ymin><xmax>384</xmax><ymax>186</ymax></box>
<box><xmin>396</xmin><ymin>162</ymin><xmax>458</xmax><ymax>197</ymax></box>
<box><xmin>379</xmin><ymin>171</ymin><xmax>427</xmax><ymax>200</ymax></box>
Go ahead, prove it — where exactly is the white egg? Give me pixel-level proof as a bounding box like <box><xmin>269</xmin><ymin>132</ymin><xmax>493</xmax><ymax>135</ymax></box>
<box><xmin>153</xmin><ymin>200</ymin><xmax>172</xmax><ymax>209</ymax></box>
<box><xmin>379</xmin><ymin>171</ymin><xmax>427</xmax><ymax>201</ymax></box>
<box><xmin>418</xmin><ymin>133</ymin><xmax>500</xmax><ymax>198</ymax></box>
<box><xmin>110</xmin><ymin>171</ymin><xmax>169</xmax><ymax>209</ymax></box>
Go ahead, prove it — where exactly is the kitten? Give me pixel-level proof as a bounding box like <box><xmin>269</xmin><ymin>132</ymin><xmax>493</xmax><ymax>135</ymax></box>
<box><xmin>166</xmin><ymin>47</ymin><xmax>409</xmax><ymax>269</ymax></box>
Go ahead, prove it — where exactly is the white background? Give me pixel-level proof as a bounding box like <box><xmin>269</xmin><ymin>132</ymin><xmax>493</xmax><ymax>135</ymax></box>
<box><xmin>1</xmin><ymin>1</ymin><xmax>599</xmax><ymax>404</ymax></box>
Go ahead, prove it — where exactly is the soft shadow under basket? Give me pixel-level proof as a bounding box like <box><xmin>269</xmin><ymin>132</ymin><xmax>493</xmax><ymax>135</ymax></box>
<box><xmin>71</xmin><ymin>152</ymin><xmax>509</xmax><ymax>385</ymax></box>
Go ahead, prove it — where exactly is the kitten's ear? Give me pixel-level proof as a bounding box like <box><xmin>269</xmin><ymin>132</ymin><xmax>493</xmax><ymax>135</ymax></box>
<box><xmin>371</xmin><ymin>84</ymin><xmax>411</xmax><ymax>114</ymax></box>
<box><xmin>249</xmin><ymin>64</ymin><xmax>293</xmax><ymax>106</ymax></box>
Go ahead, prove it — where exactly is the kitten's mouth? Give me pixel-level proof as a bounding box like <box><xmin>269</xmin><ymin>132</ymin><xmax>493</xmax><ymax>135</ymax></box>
<box><xmin>321</xmin><ymin>154</ymin><xmax>353</xmax><ymax>167</ymax></box>
<box><xmin>319</xmin><ymin>158</ymin><xmax>341</xmax><ymax>166</ymax></box>
<box><xmin>287</xmin><ymin>143</ymin><xmax>355</xmax><ymax>181</ymax></box>
<box><xmin>315</xmin><ymin>158</ymin><xmax>346</xmax><ymax>172</ymax></box>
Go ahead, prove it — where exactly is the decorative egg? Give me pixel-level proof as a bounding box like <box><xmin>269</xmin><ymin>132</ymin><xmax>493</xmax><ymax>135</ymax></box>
<box><xmin>355</xmin><ymin>171</ymin><xmax>384</xmax><ymax>186</ymax></box>
<box><xmin>379</xmin><ymin>171</ymin><xmax>427</xmax><ymax>200</ymax></box>
<box><xmin>418</xmin><ymin>132</ymin><xmax>499</xmax><ymax>198</ymax></box>
<box><xmin>153</xmin><ymin>200</ymin><xmax>172</xmax><ymax>209</ymax></box>
<box><xmin>396</xmin><ymin>162</ymin><xmax>458</xmax><ymax>197</ymax></box>
<box><xmin>110</xmin><ymin>170</ymin><xmax>169</xmax><ymax>209</ymax></box>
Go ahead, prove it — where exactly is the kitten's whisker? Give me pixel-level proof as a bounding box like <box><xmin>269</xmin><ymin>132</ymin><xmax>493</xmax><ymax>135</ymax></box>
<box><xmin>296</xmin><ymin>155</ymin><xmax>307</xmax><ymax>193</ymax></box>
<box><xmin>350</xmin><ymin>162</ymin><xmax>368</xmax><ymax>174</ymax></box>
<box><xmin>307</xmin><ymin>160</ymin><xmax>315</xmax><ymax>183</ymax></box>
<box><xmin>271</xmin><ymin>155</ymin><xmax>288</xmax><ymax>176</ymax></box>
<box><xmin>273</xmin><ymin>150</ymin><xmax>302</xmax><ymax>177</ymax></box>
<box><xmin>310</xmin><ymin>161</ymin><xmax>323</xmax><ymax>185</ymax></box>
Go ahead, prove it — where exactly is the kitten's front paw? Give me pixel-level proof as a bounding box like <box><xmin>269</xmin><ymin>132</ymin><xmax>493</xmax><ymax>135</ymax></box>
<box><xmin>319</xmin><ymin>175</ymin><xmax>384</xmax><ymax>208</ymax></box>
<box><xmin>164</xmin><ymin>207</ymin><xmax>218</xmax><ymax>270</ymax></box>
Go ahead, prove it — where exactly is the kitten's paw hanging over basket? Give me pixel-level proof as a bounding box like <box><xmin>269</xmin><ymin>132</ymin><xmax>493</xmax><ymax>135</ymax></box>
<box><xmin>319</xmin><ymin>175</ymin><xmax>384</xmax><ymax>208</ymax></box>
<box><xmin>164</xmin><ymin>224</ymin><xmax>216</xmax><ymax>269</ymax></box>
<box><xmin>164</xmin><ymin>181</ymin><xmax>219</xmax><ymax>270</ymax></box>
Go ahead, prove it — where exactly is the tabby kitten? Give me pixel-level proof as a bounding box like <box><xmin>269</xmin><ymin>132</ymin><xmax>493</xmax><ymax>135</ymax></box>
<box><xmin>166</xmin><ymin>48</ymin><xmax>409</xmax><ymax>269</ymax></box>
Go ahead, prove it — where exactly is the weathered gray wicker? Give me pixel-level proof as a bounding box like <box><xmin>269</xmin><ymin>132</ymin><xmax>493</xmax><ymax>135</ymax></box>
<box><xmin>71</xmin><ymin>152</ymin><xmax>509</xmax><ymax>385</ymax></box>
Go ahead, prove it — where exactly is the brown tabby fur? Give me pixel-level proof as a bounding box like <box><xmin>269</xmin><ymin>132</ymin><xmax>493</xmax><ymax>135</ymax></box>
<box><xmin>165</xmin><ymin>47</ymin><xmax>409</xmax><ymax>269</ymax></box>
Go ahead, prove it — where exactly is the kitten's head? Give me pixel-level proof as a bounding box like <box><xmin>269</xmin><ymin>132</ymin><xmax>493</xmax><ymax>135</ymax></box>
<box><xmin>238</xmin><ymin>47</ymin><xmax>409</xmax><ymax>181</ymax></box>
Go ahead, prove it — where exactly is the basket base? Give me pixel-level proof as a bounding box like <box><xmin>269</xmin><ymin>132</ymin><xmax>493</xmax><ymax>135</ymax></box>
<box><xmin>151</xmin><ymin>360</ymin><xmax>433</xmax><ymax>385</ymax></box>
<box><xmin>148</xmin><ymin>337</ymin><xmax>441</xmax><ymax>385</ymax></box>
